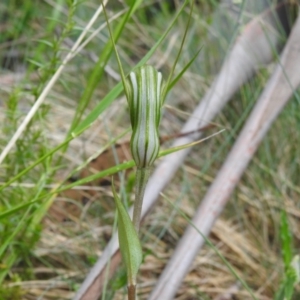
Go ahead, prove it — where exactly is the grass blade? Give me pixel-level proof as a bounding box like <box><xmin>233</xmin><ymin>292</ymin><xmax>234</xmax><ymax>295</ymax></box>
<box><xmin>112</xmin><ymin>181</ymin><xmax>142</xmax><ymax>287</ymax></box>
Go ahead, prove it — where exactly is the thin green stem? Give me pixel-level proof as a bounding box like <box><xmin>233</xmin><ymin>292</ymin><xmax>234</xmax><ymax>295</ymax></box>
<box><xmin>163</xmin><ymin>0</ymin><xmax>195</xmax><ymax>100</ymax></box>
<box><xmin>132</xmin><ymin>167</ymin><xmax>151</xmax><ymax>232</ymax></box>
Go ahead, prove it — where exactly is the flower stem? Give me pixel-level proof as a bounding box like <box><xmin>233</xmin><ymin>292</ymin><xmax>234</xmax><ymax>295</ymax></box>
<box><xmin>128</xmin><ymin>283</ymin><xmax>136</xmax><ymax>300</ymax></box>
<box><xmin>132</xmin><ymin>167</ymin><xmax>151</xmax><ymax>233</ymax></box>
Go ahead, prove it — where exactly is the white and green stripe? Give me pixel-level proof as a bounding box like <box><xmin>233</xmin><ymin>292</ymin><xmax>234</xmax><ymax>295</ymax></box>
<box><xmin>126</xmin><ymin>65</ymin><xmax>165</xmax><ymax>169</ymax></box>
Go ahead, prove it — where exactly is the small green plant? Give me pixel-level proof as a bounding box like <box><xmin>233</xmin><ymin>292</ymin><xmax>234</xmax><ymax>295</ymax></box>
<box><xmin>101</xmin><ymin>0</ymin><xmax>199</xmax><ymax>299</ymax></box>
<box><xmin>0</xmin><ymin>285</ymin><xmax>23</xmax><ymax>300</ymax></box>
<box><xmin>275</xmin><ymin>210</ymin><xmax>300</xmax><ymax>300</ymax></box>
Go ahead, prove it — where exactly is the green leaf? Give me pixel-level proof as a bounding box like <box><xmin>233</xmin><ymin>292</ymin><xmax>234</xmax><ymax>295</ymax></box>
<box><xmin>112</xmin><ymin>181</ymin><xmax>142</xmax><ymax>285</ymax></box>
<box><xmin>26</xmin><ymin>58</ymin><xmax>45</xmax><ymax>68</ymax></box>
<box><xmin>158</xmin><ymin>129</ymin><xmax>225</xmax><ymax>157</ymax></box>
<box><xmin>275</xmin><ymin>210</ymin><xmax>297</xmax><ymax>300</ymax></box>
<box><xmin>282</xmin><ymin>256</ymin><xmax>300</xmax><ymax>300</ymax></box>
<box><xmin>280</xmin><ymin>209</ymin><xmax>293</xmax><ymax>269</ymax></box>
<box><xmin>163</xmin><ymin>0</ymin><xmax>195</xmax><ymax>100</ymax></box>
<box><xmin>0</xmin><ymin>200</ymin><xmax>37</xmax><ymax>220</ymax></box>
<box><xmin>167</xmin><ymin>47</ymin><xmax>202</xmax><ymax>93</ymax></box>
<box><xmin>284</xmin><ymin>267</ymin><xmax>297</xmax><ymax>300</ymax></box>
<box><xmin>72</xmin><ymin>82</ymin><xmax>124</xmax><ymax>135</ymax></box>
